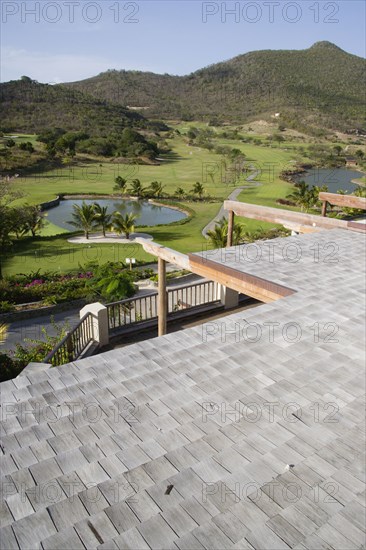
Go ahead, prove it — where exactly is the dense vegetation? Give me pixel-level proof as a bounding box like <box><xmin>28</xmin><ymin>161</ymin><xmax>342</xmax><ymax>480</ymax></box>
<box><xmin>0</xmin><ymin>263</ymin><xmax>154</xmax><ymax>312</ymax></box>
<box><xmin>65</xmin><ymin>42</ymin><xmax>366</xmax><ymax>131</ymax></box>
<box><xmin>0</xmin><ymin>77</ymin><xmax>148</xmax><ymax>134</ymax></box>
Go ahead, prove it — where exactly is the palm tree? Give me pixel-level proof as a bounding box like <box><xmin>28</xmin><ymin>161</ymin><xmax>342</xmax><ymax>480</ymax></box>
<box><xmin>93</xmin><ymin>203</ymin><xmax>112</xmax><ymax>237</ymax></box>
<box><xmin>112</xmin><ymin>212</ymin><xmax>137</xmax><ymax>240</ymax></box>
<box><xmin>191</xmin><ymin>181</ymin><xmax>205</xmax><ymax>200</ymax></box>
<box><xmin>175</xmin><ymin>187</ymin><xmax>185</xmax><ymax>199</ymax></box>
<box><xmin>149</xmin><ymin>181</ymin><xmax>164</xmax><ymax>198</ymax></box>
<box><xmin>286</xmin><ymin>181</ymin><xmax>315</xmax><ymax>212</ymax></box>
<box><xmin>130</xmin><ymin>179</ymin><xmax>144</xmax><ymax>198</ymax></box>
<box><xmin>68</xmin><ymin>202</ymin><xmax>97</xmax><ymax>239</ymax></box>
<box><xmin>114</xmin><ymin>176</ymin><xmax>127</xmax><ymax>194</ymax></box>
<box><xmin>206</xmin><ymin>223</ymin><xmax>227</xmax><ymax>248</ymax></box>
<box><xmin>207</xmin><ymin>217</ymin><xmax>246</xmax><ymax>247</ymax></box>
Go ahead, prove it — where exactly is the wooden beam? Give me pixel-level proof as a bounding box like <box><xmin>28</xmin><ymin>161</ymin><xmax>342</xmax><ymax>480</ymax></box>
<box><xmin>319</xmin><ymin>192</ymin><xmax>366</xmax><ymax>210</ymax></box>
<box><xmin>321</xmin><ymin>200</ymin><xmax>328</xmax><ymax>217</ymax></box>
<box><xmin>224</xmin><ymin>200</ymin><xmax>350</xmax><ymax>231</ymax></box>
<box><xmin>227</xmin><ymin>210</ymin><xmax>234</xmax><ymax>247</ymax></box>
<box><xmin>158</xmin><ymin>258</ymin><xmax>167</xmax><ymax>336</ymax></box>
<box><xmin>188</xmin><ymin>255</ymin><xmax>295</xmax><ymax>303</ymax></box>
<box><xmin>138</xmin><ymin>240</ymin><xmax>190</xmax><ymax>270</ymax></box>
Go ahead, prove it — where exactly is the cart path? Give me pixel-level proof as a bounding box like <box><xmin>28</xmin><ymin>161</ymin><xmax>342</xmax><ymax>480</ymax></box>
<box><xmin>202</xmin><ymin>169</ymin><xmax>262</xmax><ymax>237</ymax></box>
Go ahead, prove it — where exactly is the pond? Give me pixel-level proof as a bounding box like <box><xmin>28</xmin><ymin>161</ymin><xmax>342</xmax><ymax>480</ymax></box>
<box><xmin>295</xmin><ymin>168</ymin><xmax>364</xmax><ymax>194</ymax></box>
<box><xmin>46</xmin><ymin>199</ymin><xmax>187</xmax><ymax>231</ymax></box>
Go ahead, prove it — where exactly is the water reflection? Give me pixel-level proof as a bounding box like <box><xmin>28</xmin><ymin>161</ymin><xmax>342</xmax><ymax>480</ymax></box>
<box><xmin>47</xmin><ymin>199</ymin><xmax>186</xmax><ymax>231</ymax></box>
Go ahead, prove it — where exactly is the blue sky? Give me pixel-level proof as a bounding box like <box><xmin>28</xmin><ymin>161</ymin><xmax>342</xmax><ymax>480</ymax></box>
<box><xmin>1</xmin><ymin>0</ymin><xmax>365</xmax><ymax>83</ymax></box>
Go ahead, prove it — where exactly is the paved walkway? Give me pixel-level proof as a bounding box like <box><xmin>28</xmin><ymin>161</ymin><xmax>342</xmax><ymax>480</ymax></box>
<box><xmin>202</xmin><ymin>169</ymin><xmax>262</xmax><ymax>236</ymax></box>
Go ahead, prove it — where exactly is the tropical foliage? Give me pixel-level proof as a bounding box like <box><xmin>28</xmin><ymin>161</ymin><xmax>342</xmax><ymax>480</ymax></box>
<box><xmin>206</xmin><ymin>217</ymin><xmax>246</xmax><ymax>247</ymax></box>
<box><xmin>112</xmin><ymin>212</ymin><xmax>137</xmax><ymax>239</ymax></box>
<box><xmin>286</xmin><ymin>182</ymin><xmax>328</xmax><ymax>212</ymax></box>
<box><xmin>68</xmin><ymin>202</ymin><xmax>98</xmax><ymax>239</ymax></box>
<box><xmin>93</xmin><ymin>203</ymin><xmax>112</xmax><ymax>237</ymax></box>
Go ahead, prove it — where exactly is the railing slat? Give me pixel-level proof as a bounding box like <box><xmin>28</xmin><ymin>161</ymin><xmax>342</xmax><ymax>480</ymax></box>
<box><xmin>46</xmin><ymin>280</ymin><xmax>221</xmax><ymax>367</ymax></box>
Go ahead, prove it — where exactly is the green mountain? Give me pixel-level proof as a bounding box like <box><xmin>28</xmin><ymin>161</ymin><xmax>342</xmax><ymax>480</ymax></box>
<box><xmin>0</xmin><ymin>77</ymin><xmax>147</xmax><ymax>134</ymax></box>
<box><xmin>64</xmin><ymin>42</ymin><xmax>366</xmax><ymax>129</ymax></box>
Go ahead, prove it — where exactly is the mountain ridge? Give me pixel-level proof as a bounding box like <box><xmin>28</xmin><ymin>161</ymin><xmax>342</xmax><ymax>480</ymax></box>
<box><xmin>60</xmin><ymin>42</ymin><xmax>366</xmax><ymax>130</ymax></box>
<box><xmin>1</xmin><ymin>43</ymin><xmax>365</xmax><ymax>133</ymax></box>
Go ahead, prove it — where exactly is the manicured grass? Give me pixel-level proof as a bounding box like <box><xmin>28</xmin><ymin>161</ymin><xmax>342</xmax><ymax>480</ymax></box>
<box><xmin>40</xmin><ymin>219</ymin><xmax>70</xmax><ymax>236</ymax></box>
<box><xmin>5</xmin><ymin>129</ymin><xmax>309</xmax><ymax>274</ymax></box>
<box><xmin>146</xmin><ymin>202</ymin><xmax>223</xmax><ymax>253</ymax></box>
<box><xmin>2</xmin><ymin>236</ymin><xmax>154</xmax><ymax>277</ymax></box>
<box><xmin>12</xmin><ymin>132</ymin><xmax>302</xmax><ymax>206</ymax></box>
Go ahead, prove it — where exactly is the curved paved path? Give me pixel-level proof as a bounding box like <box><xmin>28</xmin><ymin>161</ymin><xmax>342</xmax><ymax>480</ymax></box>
<box><xmin>202</xmin><ymin>169</ymin><xmax>262</xmax><ymax>237</ymax></box>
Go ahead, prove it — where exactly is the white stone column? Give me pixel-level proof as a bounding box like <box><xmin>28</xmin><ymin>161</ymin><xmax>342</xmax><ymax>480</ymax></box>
<box><xmin>220</xmin><ymin>285</ymin><xmax>239</xmax><ymax>309</ymax></box>
<box><xmin>80</xmin><ymin>302</ymin><xmax>109</xmax><ymax>347</ymax></box>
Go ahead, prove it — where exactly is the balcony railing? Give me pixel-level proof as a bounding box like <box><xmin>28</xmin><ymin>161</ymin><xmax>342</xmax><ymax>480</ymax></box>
<box><xmin>107</xmin><ymin>279</ymin><xmax>220</xmax><ymax>332</ymax></box>
<box><xmin>44</xmin><ymin>312</ymin><xmax>95</xmax><ymax>366</ymax></box>
<box><xmin>42</xmin><ymin>280</ymin><xmax>221</xmax><ymax>367</ymax></box>
<box><xmin>107</xmin><ymin>293</ymin><xmax>158</xmax><ymax>330</ymax></box>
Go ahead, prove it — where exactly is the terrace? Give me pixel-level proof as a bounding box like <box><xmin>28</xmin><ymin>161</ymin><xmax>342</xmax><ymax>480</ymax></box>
<box><xmin>0</xmin><ymin>199</ymin><xmax>365</xmax><ymax>549</ymax></box>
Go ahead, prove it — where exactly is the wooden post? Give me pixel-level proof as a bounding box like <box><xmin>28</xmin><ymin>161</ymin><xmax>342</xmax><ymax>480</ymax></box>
<box><xmin>158</xmin><ymin>257</ymin><xmax>167</xmax><ymax>336</ymax></box>
<box><xmin>227</xmin><ymin>210</ymin><xmax>234</xmax><ymax>247</ymax></box>
<box><xmin>321</xmin><ymin>201</ymin><xmax>328</xmax><ymax>217</ymax></box>
<box><xmin>66</xmin><ymin>332</ymin><xmax>74</xmax><ymax>362</ymax></box>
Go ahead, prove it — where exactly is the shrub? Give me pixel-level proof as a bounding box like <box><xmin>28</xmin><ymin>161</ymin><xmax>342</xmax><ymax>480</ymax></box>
<box><xmin>0</xmin><ymin>301</ymin><xmax>15</xmax><ymax>313</ymax></box>
<box><xmin>0</xmin><ymin>354</ymin><xmax>23</xmax><ymax>382</ymax></box>
<box><xmin>12</xmin><ymin>319</ymin><xmax>69</xmax><ymax>368</ymax></box>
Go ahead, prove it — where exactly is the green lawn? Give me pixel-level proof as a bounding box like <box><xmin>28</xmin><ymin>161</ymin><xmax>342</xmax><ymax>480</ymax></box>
<box><xmin>2</xmin><ymin>237</ymin><xmax>154</xmax><ymax>277</ymax></box>
<box><xmin>4</xmin><ymin>129</ymin><xmax>309</xmax><ymax>275</ymax></box>
<box><xmin>12</xmin><ymin>132</ymin><xmax>302</xmax><ymax>206</ymax></box>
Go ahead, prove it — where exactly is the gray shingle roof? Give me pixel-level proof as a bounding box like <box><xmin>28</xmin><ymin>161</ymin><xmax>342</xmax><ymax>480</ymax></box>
<box><xmin>0</xmin><ymin>228</ymin><xmax>365</xmax><ymax>549</ymax></box>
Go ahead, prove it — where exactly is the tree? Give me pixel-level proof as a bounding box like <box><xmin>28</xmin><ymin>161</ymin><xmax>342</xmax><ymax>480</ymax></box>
<box><xmin>112</xmin><ymin>212</ymin><xmax>137</xmax><ymax>240</ymax></box>
<box><xmin>93</xmin><ymin>203</ymin><xmax>112</xmax><ymax>237</ymax></box>
<box><xmin>114</xmin><ymin>176</ymin><xmax>127</xmax><ymax>193</ymax></box>
<box><xmin>333</xmin><ymin>145</ymin><xmax>343</xmax><ymax>156</ymax></box>
<box><xmin>148</xmin><ymin>181</ymin><xmax>164</xmax><ymax>198</ymax></box>
<box><xmin>175</xmin><ymin>187</ymin><xmax>185</xmax><ymax>199</ymax></box>
<box><xmin>187</xmin><ymin>127</ymin><xmax>199</xmax><ymax>141</ymax></box>
<box><xmin>191</xmin><ymin>181</ymin><xmax>205</xmax><ymax>200</ymax></box>
<box><xmin>19</xmin><ymin>142</ymin><xmax>34</xmax><ymax>153</ymax></box>
<box><xmin>68</xmin><ymin>202</ymin><xmax>97</xmax><ymax>239</ymax></box>
<box><xmin>21</xmin><ymin>205</ymin><xmax>45</xmax><ymax>237</ymax></box>
<box><xmin>0</xmin><ymin>176</ymin><xmax>24</xmax><ymax>278</ymax></box>
<box><xmin>286</xmin><ymin>181</ymin><xmax>316</xmax><ymax>212</ymax></box>
<box><xmin>88</xmin><ymin>263</ymin><xmax>135</xmax><ymax>302</ymax></box>
<box><xmin>130</xmin><ymin>179</ymin><xmax>144</xmax><ymax>198</ymax></box>
<box><xmin>273</xmin><ymin>133</ymin><xmax>285</xmax><ymax>146</ymax></box>
<box><xmin>206</xmin><ymin>217</ymin><xmax>246</xmax><ymax>247</ymax></box>
<box><xmin>355</xmin><ymin>149</ymin><xmax>364</xmax><ymax>161</ymax></box>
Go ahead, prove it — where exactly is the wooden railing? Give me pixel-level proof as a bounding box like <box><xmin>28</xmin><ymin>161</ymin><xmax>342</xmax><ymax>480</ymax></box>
<box><xmin>44</xmin><ymin>313</ymin><xmax>95</xmax><ymax>366</ymax></box>
<box><xmin>168</xmin><ymin>280</ymin><xmax>220</xmax><ymax>313</ymax></box>
<box><xmin>107</xmin><ymin>280</ymin><xmax>220</xmax><ymax>331</ymax></box>
<box><xmin>318</xmin><ymin>192</ymin><xmax>366</xmax><ymax>216</ymax></box>
<box><xmin>43</xmin><ymin>280</ymin><xmax>221</xmax><ymax>366</ymax></box>
<box><xmin>107</xmin><ymin>293</ymin><xmax>158</xmax><ymax>330</ymax></box>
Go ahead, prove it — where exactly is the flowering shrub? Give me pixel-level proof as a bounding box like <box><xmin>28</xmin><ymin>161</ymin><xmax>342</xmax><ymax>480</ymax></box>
<box><xmin>24</xmin><ymin>279</ymin><xmax>44</xmax><ymax>288</ymax></box>
<box><xmin>1</xmin><ymin>263</ymin><xmax>155</xmax><ymax>310</ymax></box>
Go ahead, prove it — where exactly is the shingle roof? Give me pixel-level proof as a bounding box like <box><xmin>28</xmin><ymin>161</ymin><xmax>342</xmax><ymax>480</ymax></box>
<box><xmin>0</xmin><ymin>228</ymin><xmax>365</xmax><ymax>549</ymax></box>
